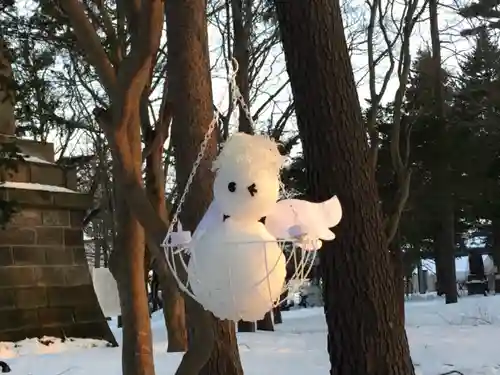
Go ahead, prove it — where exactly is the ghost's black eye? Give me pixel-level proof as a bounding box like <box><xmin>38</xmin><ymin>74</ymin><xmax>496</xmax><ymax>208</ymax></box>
<box><xmin>247</xmin><ymin>183</ymin><xmax>258</xmax><ymax>197</ymax></box>
<box><xmin>228</xmin><ymin>182</ymin><xmax>237</xmax><ymax>192</ymax></box>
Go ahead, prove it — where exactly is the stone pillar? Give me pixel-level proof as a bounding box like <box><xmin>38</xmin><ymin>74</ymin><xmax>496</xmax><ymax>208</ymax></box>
<box><xmin>0</xmin><ymin>140</ymin><xmax>116</xmax><ymax>345</ymax></box>
<box><xmin>0</xmin><ymin>38</ymin><xmax>116</xmax><ymax>344</ymax></box>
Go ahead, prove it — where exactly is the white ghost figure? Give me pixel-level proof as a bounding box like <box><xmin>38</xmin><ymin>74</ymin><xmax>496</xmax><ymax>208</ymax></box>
<box><xmin>187</xmin><ymin>132</ymin><xmax>287</xmax><ymax>322</ymax></box>
<box><xmin>264</xmin><ymin>196</ymin><xmax>343</xmax><ymax>251</ymax></box>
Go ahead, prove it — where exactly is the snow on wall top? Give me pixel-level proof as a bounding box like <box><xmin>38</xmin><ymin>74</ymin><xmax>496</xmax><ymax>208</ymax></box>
<box><xmin>0</xmin><ymin>181</ymin><xmax>79</xmax><ymax>194</ymax></box>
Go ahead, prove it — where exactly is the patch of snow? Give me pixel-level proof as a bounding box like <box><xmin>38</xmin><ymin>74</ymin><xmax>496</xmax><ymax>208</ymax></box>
<box><xmin>21</xmin><ymin>154</ymin><xmax>54</xmax><ymax>165</ymax></box>
<box><xmin>0</xmin><ymin>337</ymin><xmax>108</xmax><ymax>359</ymax></box>
<box><xmin>3</xmin><ymin>294</ymin><xmax>500</xmax><ymax>374</ymax></box>
<box><xmin>0</xmin><ymin>182</ymin><xmax>79</xmax><ymax>193</ymax></box>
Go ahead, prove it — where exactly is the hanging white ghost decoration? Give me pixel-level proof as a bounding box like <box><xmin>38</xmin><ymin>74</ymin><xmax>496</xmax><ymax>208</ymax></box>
<box><xmin>187</xmin><ymin>132</ymin><xmax>287</xmax><ymax>321</ymax></box>
<box><xmin>166</xmin><ymin>132</ymin><xmax>344</xmax><ymax>322</ymax></box>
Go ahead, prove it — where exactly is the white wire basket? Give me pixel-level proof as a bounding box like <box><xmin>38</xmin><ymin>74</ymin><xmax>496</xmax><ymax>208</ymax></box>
<box><xmin>162</xmin><ymin>236</ymin><xmax>318</xmax><ymax>321</ymax></box>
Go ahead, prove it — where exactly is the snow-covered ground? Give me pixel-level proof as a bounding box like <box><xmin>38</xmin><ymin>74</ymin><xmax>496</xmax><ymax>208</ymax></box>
<box><xmin>2</xmin><ymin>293</ymin><xmax>500</xmax><ymax>375</ymax></box>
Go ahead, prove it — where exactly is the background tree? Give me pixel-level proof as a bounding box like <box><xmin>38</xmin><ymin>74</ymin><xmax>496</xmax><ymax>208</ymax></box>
<box><xmin>273</xmin><ymin>0</ymin><xmax>415</xmax><ymax>374</ymax></box>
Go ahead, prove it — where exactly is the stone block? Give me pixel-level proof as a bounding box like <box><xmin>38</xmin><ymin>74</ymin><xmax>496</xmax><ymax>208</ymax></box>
<box><xmin>64</xmin><ymin>265</ymin><xmax>91</xmax><ymax>286</ymax></box>
<box><xmin>64</xmin><ymin>229</ymin><xmax>83</xmax><ymax>247</ymax></box>
<box><xmin>36</xmin><ymin>227</ymin><xmax>63</xmax><ymax>246</ymax></box>
<box><xmin>9</xmin><ymin>209</ymin><xmax>43</xmax><ymax>227</ymax></box>
<box><xmin>29</xmin><ymin>163</ymin><xmax>65</xmax><ymax>187</ymax></box>
<box><xmin>0</xmin><ymin>287</ymin><xmax>15</xmax><ymax>309</ymax></box>
<box><xmin>6</xmin><ymin>188</ymin><xmax>53</xmax><ymax>206</ymax></box>
<box><xmin>34</xmin><ymin>267</ymin><xmax>66</xmax><ymax>287</ymax></box>
<box><xmin>42</xmin><ymin>210</ymin><xmax>70</xmax><ymax>227</ymax></box>
<box><xmin>62</xmin><ymin>322</ymin><xmax>110</xmax><ymax>340</ymax></box>
<box><xmin>0</xmin><ymin>162</ymin><xmax>29</xmax><ymax>183</ymax></box>
<box><xmin>72</xmin><ymin>247</ymin><xmax>87</xmax><ymax>265</ymax></box>
<box><xmin>69</xmin><ymin>211</ymin><xmax>85</xmax><ymax>228</ymax></box>
<box><xmin>65</xmin><ymin>169</ymin><xmax>78</xmax><ymax>190</ymax></box>
<box><xmin>0</xmin><ymin>326</ymin><xmax>63</xmax><ymax>343</ymax></box>
<box><xmin>12</xmin><ymin>246</ymin><xmax>46</xmax><ymax>265</ymax></box>
<box><xmin>0</xmin><ymin>267</ymin><xmax>36</xmax><ymax>287</ymax></box>
<box><xmin>73</xmin><ymin>305</ymin><xmax>104</xmax><ymax>323</ymax></box>
<box><xmin>18</xmin><ymin>139</ymin><xmax>55</xmax><ymax>162</ymax></box>
<box><xmin>0</xmin><ymin>247</ymin><xmax>12</xmax><ymax>266</ymax></box>
<box><xmin>47</xmin><ymin>286</ymin><xmax>95</xmax><ymax>307</ymax></box>
<box><xmin>0</xmin><ymin>309</ymin><xmax>38</xmax><ymax>331</ymax></box>
<box><xmin>38</xmin><ymin>307</ymin><xmax>75</xmax><ymax>326</ymax></box>
<box><xmin>15</xmin><ymin>287</ymin><xmax>47</xmax><ymax>309</ymax></box>
<box><xmin>53</xmin><ymin>193</ymin><xmax>91</xmax><ymax>210</ymax></box>
<box><xmin>0</xmin><ymin>227</ymin><xmax>36</xmax><ymax>245</ymax></box>
<box><xmin>45</xmin><ymin>247</ymin><xmax>73</xmax><ymax>265</ymax></box>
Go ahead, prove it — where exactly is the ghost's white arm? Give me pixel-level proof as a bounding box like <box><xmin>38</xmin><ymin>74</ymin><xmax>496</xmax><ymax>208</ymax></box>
<box><xmin>192</xmin><ymin>200</ymin><xmax>223</xmax><ymax>243</ymax></box>
<box><xmin>264</xmin><ymin>195</ymin><xmax>342</xmax><ymax>242</ymax></box>
<box><xmin>321</xmin><ymin>196</ymin><xmax>343</xmax><ymax>228</ymax></box>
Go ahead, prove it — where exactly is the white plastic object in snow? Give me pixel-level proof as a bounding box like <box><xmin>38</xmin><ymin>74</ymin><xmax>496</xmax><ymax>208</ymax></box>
<box><xmin>92</xmin><ymin>268</ymin><xmax>121</xmax><ymax>317</ymax></box>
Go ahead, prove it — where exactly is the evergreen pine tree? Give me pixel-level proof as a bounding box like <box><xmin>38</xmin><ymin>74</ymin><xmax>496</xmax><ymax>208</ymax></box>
<box><xmin>454</xmin><ymin>29</ymin><xmax>500</xmax><ymax>270</ymax></box>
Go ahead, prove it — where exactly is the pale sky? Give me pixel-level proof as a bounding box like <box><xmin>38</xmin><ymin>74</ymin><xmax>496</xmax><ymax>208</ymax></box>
<box><xmin>36</xmin><ymin>0</ymin><xmax>481</xmax><ymax>160</ymax></box>
<box><xmin>205</xmin><ymin>0</ymin><xmax>479</xmax><ymax>139</ymax></box>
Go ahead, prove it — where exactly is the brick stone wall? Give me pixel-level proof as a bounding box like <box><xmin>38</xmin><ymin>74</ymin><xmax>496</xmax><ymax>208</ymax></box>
<box><xmin>0</xmin><ymin>184</ymin><xmax>117</xmax><ymax>345</ymax></box>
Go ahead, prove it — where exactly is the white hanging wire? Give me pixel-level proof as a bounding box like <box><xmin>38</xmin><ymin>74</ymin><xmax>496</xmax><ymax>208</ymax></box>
<box><xmin>162</xmin><ymin>58</ymin><xmax>318</xmax><ymax>315</ymax></box>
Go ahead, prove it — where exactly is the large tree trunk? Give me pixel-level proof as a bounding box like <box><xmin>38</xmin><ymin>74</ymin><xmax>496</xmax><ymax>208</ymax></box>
<box><xmin>429</xmin><ymin>0</ymin><xmax>457</xmax><ymax>304</ymax></box>
<box><xmin>273</xmin><ymin>1</ymin><xmax>415</xmax><ymax>374</ymax></box>
<box><xmin>165</xmin><ymin>0</ymin><xmax>243</xmax><ymax>374</ymax></box>
<box><xmin>110</xmin><ymin>111</ymin><xmax>155</xmax><ymax>375</ymax></box>
<box><xmin>145</xmin><ymin>128</ymin><xmax>187</xmax><ymax>352</ymax></box>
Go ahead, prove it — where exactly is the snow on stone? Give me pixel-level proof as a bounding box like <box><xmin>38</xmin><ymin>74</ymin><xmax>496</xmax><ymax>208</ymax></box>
<box><xmin>3</xmin><ymin>294</ymin><xmax>500</xmax><ymax>374</ymax></box>
<box><xmin>21</xmin><ymin>155</ymin><xmax>54</xmax><ymax>164</ymax></box>
<box><xmin>0</xmin><ymin>181</ymin><xmax>79</xmax><ymax>193</ymax></box>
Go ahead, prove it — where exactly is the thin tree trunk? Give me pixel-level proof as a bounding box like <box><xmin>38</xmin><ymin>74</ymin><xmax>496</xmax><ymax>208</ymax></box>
<box><xmin>273</xmin><ymin>0</ymin><xmax>415</xmax><ymax>374</ymax></box>
<box><xmin>491</xmin><ymin>218</ymin><xmax>500</xmax><ymax>278</ymax></box>
<box><xmin>272</xmin><ymin>306</ymin><xmax>282</xmax><ymax>324</ymax></box>
<box><xmin>165</xmin><ymin>0</ymin><xmax>243</xmax><ymax>374</ymax></box>
<box><xmin>233</xmin><ymin>0</ymin><xmax>257</xmax><ymax>333</ymax></box>
<box><xmin>145</xmin><ymin>125</ymin><xmax>187</xmax><ymax>352</ymax></box>
<box><xmin>109</xmin><ymin>112</ymin><xmax>155</xmax><ymax>375</ymax></box>
<box><xmin>238</xmin><ymin>320</ymin><xmax>256</xmax><ymax>332</ymax></box>
<box><xmin>257</xmin><ymin>312</ymin><xmax>274</xmax><ymax>331</ymax></box>
<box><xmin>232</xmin><ymin>0</ymin><xmax>253</xmax><ymax>134</ymax></box>
<box><xmin>429</xmin><ymin>0</ymin><xmax>457</xmax><ymax>304</ymax></box>
<box><xmin>389</xmin><ymin>232</ymin><xmax>405</xmax><ymax>322</ymax></box>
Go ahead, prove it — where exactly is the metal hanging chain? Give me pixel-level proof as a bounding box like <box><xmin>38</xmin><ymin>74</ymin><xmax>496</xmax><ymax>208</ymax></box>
<box><xmin>163</xmin><ymin>58</ymin><xmax>241</xmax><ymax>244</ymax></box>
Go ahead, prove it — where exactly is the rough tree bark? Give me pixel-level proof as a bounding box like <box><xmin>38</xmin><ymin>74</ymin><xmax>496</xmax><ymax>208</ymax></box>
<box><xmin>273</xmin><ymin>0</ymin><xmax>415</xmax><ymax>374</ymax></box>
<box><xmin>165</xmin><ymin>1</ymin><xmax>243</xmax><ymax>375</ymax></box>
<box><xmin>429</xmin><ymin>0</ymin><xmax>457</xmax><ymax>304</ymax></box>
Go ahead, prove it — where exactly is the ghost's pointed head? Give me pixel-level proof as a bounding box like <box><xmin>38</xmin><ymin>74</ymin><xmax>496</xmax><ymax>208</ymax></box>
<box><xmin>212</xmin><ymin>132</ymin><xmax>285</xmax><ymax>221</ymax></box>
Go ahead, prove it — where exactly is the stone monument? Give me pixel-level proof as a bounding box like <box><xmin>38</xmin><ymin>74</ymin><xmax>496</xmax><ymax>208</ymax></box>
<box><xmin>0</xmin><ymin>39</ymin><xmax>116</xmax><ymax>345</ymax></box>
